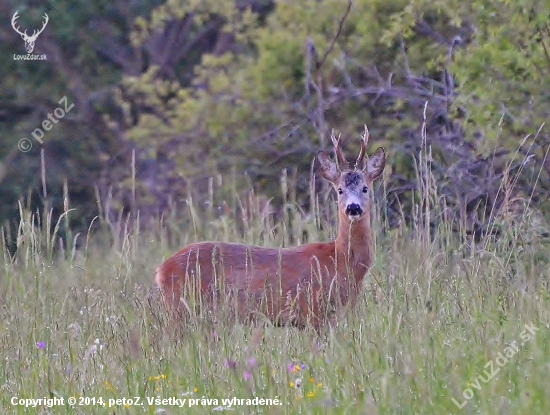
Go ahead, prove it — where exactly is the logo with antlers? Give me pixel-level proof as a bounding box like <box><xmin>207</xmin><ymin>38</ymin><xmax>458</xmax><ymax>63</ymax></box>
<box><xmin>11</xmin><ymin>10</ymin><xmax>49</xmax><ymax>54</ymax></box>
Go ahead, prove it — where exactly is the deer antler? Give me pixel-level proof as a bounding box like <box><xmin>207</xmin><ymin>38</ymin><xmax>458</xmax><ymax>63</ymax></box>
<box><xmin>331</xmin><ymin>130</ymin><xmax>349</xmax><ymax>169</ymax></box>
<box><xmin>11</xmin><ymin>11</ymin><xmax>48</xmax><ymax>40</ymax></box>
<box><xmin>354</xmin><ymin>125</ymin><xmax>369</xmax><ymax>170</ymax></box>
<box><xmin>30</xmin><ymin>13</ymin><xmax>49</xmax><ymax>40</ymax></box>
<box><xmin>11</xmin><ymin>11</ymin><xmax>26</xmax><ymax>37</ymax></box>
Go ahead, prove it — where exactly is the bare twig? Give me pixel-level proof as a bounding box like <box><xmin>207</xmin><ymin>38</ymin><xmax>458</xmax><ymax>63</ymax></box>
<box><xmin>305</xmin><ymin>0</ymin><xmax>351</xmax><ymax>148</ymax></box>
<box><xmin>304</xmin><ymin>39</ymin><xmax>316</xmax><ymax>101</ymax></box>
<box><xmin>316</xmin><ymin>0</ymin><xmax>352</xmax><ymax>70</ymax></box>
<box><xmin>443</xmin><ymin>36</ymin><xmax>461</xmax><ymax>99</ymax></box>
<box><xmin>414</xmin><ymin>19</ymin><xmax>448</xmax><ymax>46</ymax></box>
<box><xmin>311</xmin><ymin>77</ymin><xmax>327</xmax><ymax>148</ymax></box>
<box><xmin>538</xmin><ymin>25</ymin><xmax>550</xmax><ymax>71</ymax></box>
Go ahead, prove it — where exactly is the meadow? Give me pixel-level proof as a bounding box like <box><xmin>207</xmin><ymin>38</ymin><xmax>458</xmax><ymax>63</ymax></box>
<box><xmin>1</xmin><ymin>156</ymin><xmax>549</xmax><ymax>415</ymax></box>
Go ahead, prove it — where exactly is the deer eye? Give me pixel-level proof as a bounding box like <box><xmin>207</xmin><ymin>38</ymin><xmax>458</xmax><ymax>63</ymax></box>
<box><xmin>338</xmin><ymin>188</ymin><xmax>343</xmax><ymax>195</ymax></box>
<box><xmin>362</xmin><ymin>186</ymin><xmax>368</xmax><ymax>193</ymax></box>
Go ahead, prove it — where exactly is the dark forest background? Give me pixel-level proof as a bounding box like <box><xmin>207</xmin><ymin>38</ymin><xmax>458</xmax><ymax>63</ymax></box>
<box><xmin>1</xmin><ymin>0</ymin><xmax>549</xmax><ymax>239</ymax></box>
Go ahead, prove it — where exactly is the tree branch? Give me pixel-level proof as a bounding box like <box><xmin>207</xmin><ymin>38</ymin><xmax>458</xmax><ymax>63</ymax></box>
<box><xmin>316</xmin><ymin>0</ymin><xmax>352</xmax><ymax>70</ymax></box>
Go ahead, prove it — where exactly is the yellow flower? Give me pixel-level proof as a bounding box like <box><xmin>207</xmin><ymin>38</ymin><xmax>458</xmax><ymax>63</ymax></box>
<box><xmin>289</xmin><ymin>381</ymin><xmax>295</xmax><ymax>388</ymax></box>
<box><xmin>316</xmin><ymin>383</ymin><xmax>322</xmax><ymax>388</ymax></box>
<box><xmin>193</xmin><ymin>387</ymin><xmax>198</xmax><ymax>393</ymax></box>
<box><xmin>306</xmin><ymin>391</ymin><xmax>315</xmax><ymax>398</ymax></box>
<box><xmin>161</xmin><ymin>374</ymin><xmax>166</xmax><ymax>379</ymax></box>
<box><xmin>309</xmin><ymin>377</ymin><xmax>314</xmax><ymax>383</ymax></box>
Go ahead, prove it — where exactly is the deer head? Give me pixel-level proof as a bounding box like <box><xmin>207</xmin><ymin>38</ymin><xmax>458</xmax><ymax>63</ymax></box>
<box><xmin>317</xmin><ymin>127</ymin><xmax>385</xmax><ymax>222</ymax></box>
<box><xmin>12</xmin><ymin>11</ymin><xmax>49</xmax><ymax>54</ymax></box>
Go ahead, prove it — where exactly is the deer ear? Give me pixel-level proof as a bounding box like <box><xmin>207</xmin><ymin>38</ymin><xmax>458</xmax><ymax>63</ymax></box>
<box><xmin>365</xmin><ymin>147</ymin><xmax>385</xmax><ymax>181</ymax></box>
<box><xmin>317</xmin><ymin>151</ymin><xmax>340</xmax><ymax>183</ymax></box>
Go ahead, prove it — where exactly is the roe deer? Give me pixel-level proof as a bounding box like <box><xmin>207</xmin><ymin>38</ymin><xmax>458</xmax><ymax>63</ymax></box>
<box><xmin>155</xmin><ymin>128</ymin><xmax>385</xmax><ymax>329</ymax></box>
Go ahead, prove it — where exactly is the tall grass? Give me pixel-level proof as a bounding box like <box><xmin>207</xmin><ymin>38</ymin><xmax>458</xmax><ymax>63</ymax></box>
<box><xmin>1</xmin><ymin>137</ymin><xmax>549</xmax><ymax>414</ymax></box>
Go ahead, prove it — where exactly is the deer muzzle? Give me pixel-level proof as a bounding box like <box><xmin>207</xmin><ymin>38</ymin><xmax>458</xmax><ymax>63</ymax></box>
<box><xmin>345</xmin><ymin>203</ymin><xmax>363</xmax><ymax>218</ymax></box>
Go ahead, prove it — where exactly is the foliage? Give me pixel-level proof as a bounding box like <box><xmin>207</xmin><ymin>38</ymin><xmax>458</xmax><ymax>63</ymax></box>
<box><xmin>0</xmin><ymin>0</ymin><xmax>164</xmax><ymax>228</ymax></box>
<box><xmin>121</xmin><ymin>0</ymin><xmax>550</xmax><ymax>232</ymax></box>
<box><xmin>450</xmin><ymin>0</ymin><xmax>550</xmax><ymax>142</ymax></box>
<box><xmin>1</xmin><ymin>0</ymin><xmax>549</xmax><ymax>235</ymax></box>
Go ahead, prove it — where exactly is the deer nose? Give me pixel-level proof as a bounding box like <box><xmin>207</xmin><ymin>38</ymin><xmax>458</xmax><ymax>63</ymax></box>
<box><xmin>345</xmin><ymin>203</ymin><xmax>363</xmax><ymax>217</ymax></box>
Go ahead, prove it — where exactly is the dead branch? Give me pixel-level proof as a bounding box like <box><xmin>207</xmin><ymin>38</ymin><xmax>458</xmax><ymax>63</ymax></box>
<box><xmin>316</xmin><ymin>0</ymin><xmax>352</xmax><ymax>70</ymax></box>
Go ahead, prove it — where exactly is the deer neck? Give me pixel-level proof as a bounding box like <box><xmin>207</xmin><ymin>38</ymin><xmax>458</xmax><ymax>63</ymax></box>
<box><xmin>334</xmin><ymin>210</ymin><xmax>373</xmax><ymax>282</ymax></box>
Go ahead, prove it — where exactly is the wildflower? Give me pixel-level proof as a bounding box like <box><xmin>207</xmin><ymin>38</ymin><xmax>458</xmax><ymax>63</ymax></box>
<box><xmin>246</xmin><ymin>357</ymin><xmax>256</xmax><ymax>368</ymax></box>
<box><xmin>287</xmin><ymin>363</ymin><xmax>305</xmax><ymax>374</ymax></box>
<box><xmin>309</xmin><ymin>377</ymin><xmax>315</xmax><ymax>383</ymax></box>
<box><xmin>316</xmin><ymin>383</ymin><xmax>322</xmax><ymax>388</ymax></box>
<box><xmin>224</xmin><ymin>359</ymin><xmax>237</xmax><ymax>370</ymax></box>
<box><xmin>306</xmin><ymin>391</ymin><xmax>316</xmax><ymax>398</ymax></box>
<box><xmin>193</xmin><ymin>387</ymin><xmax>198</xmax><ymax>393</ymax></box>
<box><xmin>243</xmin><ymin>371</ymin><xmax>251</xmax><ymax>381</ymax></box>
<box><xmin>36</xmin><ymin>341</ymin><xmax>45</xmax><ymax>349</ymax></box>
<box><xmin>87</xmin><ymin>338</ymin><xmax>104</xmax><ymax>357</ymax></box>
<box><xmin>68</xmin><ymin>323</ymin><xmax>82</xmax><ymax>338</ymax></box>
